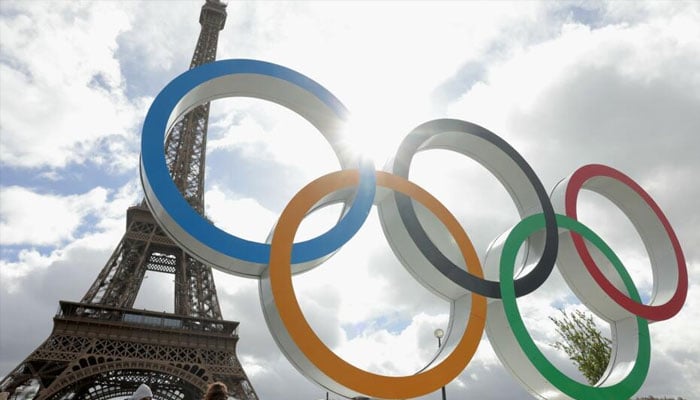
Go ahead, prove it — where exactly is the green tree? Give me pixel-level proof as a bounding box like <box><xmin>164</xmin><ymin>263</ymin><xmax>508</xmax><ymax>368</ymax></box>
<box><xmin>549</xmin><ymin>309</ymin><xmax>612</xmax><ymax>384</ymax></box>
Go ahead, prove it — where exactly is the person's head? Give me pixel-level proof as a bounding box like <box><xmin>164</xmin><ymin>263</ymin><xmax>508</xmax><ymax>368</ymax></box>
<box><xmin>203</xmin><ymin>382</ymin><xmax>228</xmax><ymax>400</ymax></box>
<box><xmin>130</xmin><ymin>383</ymin><xmax>153</xmax><ymax>400</ymax></box>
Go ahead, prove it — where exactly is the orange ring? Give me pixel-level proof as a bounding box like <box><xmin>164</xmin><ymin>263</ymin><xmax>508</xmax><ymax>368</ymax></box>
<box><xmin>268</xmin><ymin>170</ymin><xmax>487</xmax><ymax>398</ymax></box>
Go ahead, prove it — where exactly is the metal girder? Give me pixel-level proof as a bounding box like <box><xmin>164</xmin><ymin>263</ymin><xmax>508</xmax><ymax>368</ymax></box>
<box><xmin>1</xmin><ymin>1</ymin><xmax>260</xmax><ymax>399</ymax></box>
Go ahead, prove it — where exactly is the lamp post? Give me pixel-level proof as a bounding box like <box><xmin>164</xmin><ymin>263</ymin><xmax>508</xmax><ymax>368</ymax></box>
<box><xmin>434</xmin><ymin>328</ymin><xmax>447</xmax><ymax>400</ymax></box>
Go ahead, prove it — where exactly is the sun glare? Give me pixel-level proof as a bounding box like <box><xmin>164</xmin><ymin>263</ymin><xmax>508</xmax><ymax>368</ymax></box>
<box><xmin>339</xmin><ymin>114</ymin><xmax>404</xmax><ymax>169</ymax></box>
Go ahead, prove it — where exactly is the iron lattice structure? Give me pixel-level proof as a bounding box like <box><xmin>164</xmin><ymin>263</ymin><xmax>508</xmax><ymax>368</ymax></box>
<box><xmin>1</xmin><ymin>1</ymin><xmax>259</xmax><ymax>399</ymax></box>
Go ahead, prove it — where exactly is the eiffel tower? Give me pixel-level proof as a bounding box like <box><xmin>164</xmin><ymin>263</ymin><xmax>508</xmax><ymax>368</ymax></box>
<box><xmin>1</xmin><ymin>1</ymin><xmax>259</xmax><ymax>399</ymax></box>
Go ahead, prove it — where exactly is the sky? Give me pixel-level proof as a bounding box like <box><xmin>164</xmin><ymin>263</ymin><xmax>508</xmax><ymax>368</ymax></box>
<box><xmin>1</xmin><ymin>1</ymin><xmax>699</xmax><ymax>399</ymax></box>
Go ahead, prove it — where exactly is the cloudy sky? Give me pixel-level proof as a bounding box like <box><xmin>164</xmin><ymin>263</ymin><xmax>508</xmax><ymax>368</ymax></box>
<box><xmin>1</xmin><ymin>1</ymin><xmax>699</xmax><ymax>399</ymax></box>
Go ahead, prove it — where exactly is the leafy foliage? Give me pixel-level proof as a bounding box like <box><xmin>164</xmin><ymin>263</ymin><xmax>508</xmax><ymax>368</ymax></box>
<box><xmin>549</xmin><ymin>309</ymin><xmax>612</xmax><ymax>385</ymax></box>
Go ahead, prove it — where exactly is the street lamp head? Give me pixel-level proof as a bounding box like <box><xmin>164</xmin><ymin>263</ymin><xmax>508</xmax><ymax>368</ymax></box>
<box><xmin>434</xmin><ymin>328</ymin><xmax>444</xmax><ymax>339</ymax></box>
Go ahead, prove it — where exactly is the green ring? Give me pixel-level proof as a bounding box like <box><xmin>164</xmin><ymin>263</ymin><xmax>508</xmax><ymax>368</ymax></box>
<box><xmin>500</xmin><ymin>214</ymin><xmax>650</xmax><ymax>399</ymax></box>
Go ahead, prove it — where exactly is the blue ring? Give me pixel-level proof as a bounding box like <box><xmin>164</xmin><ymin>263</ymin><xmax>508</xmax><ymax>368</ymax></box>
<box><xmin>140</xmin><ymin>59</ymin><xmax>375</xmax><ymax>266</ymax></box>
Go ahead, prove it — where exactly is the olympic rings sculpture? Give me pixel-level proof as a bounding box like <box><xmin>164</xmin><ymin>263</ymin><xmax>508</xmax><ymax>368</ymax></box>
<box><xmin>140</xmin><ymin>59</ymin><xmax>688</xmax><ymax>400</ymax></box>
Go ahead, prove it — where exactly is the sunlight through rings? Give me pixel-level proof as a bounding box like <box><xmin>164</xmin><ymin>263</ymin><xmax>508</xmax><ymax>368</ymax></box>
<box><xmin>140</xmin><ymin>59</ymin><xmax>688</xmax><ymax>400</ymax></box>
<box><xmin>140</xmin><ymin>59</ymin><xmax>375</xmax><ymax>278</ymax></box>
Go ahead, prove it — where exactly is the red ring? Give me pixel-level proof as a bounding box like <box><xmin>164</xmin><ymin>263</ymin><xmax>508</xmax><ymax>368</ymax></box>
<box><xmin>565</xmin><ymin>164</ymin><xmax>687</xmax><ymax>321</ymax></box>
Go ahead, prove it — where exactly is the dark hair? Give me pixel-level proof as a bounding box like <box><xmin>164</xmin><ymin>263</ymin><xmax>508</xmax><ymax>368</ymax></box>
<box><xmin>203</xmin><ymin>382</ymin><xmax>228</xmax><ymax>400</ymax></box>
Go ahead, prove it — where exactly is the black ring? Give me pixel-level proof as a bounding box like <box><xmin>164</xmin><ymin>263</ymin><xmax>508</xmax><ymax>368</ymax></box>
<box><xmin>390</xmin><ymin>119</ymin><xmax>558</xmax><ymax>298</ymax></box>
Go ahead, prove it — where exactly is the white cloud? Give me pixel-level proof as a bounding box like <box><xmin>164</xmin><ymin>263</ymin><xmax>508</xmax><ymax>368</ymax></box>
<box><xmin>0</xmin><ymin>1</ymin><xmax>143</xmax><ymax>170</ymax></box>
<box><xmin>0</xmin><ymin>248</ymin><xmax>60</xmax><ymax>292</ymax></box>
<box><xmin>205</xmin><ymin>185</ymin><xmax>277</xmax><ymax>242</ymax></box>
<box><xmin>447</xmin><ymin>14</ymin><xmax>700</xmax><ymax>165</ymax></box>
<box><xmin>334</xmin><ymin>312</ymin><xmax>449</xmax><ymax>376</ymax></box>
<box><xmin>0</xmin><ymin>186</ymin><xmax>108</xmax><ymax>246</ymax></box>
<box><xmin>0</xmin><ymin>180</ymin><xmax>139</xmax><ymax>292</ymax></box>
